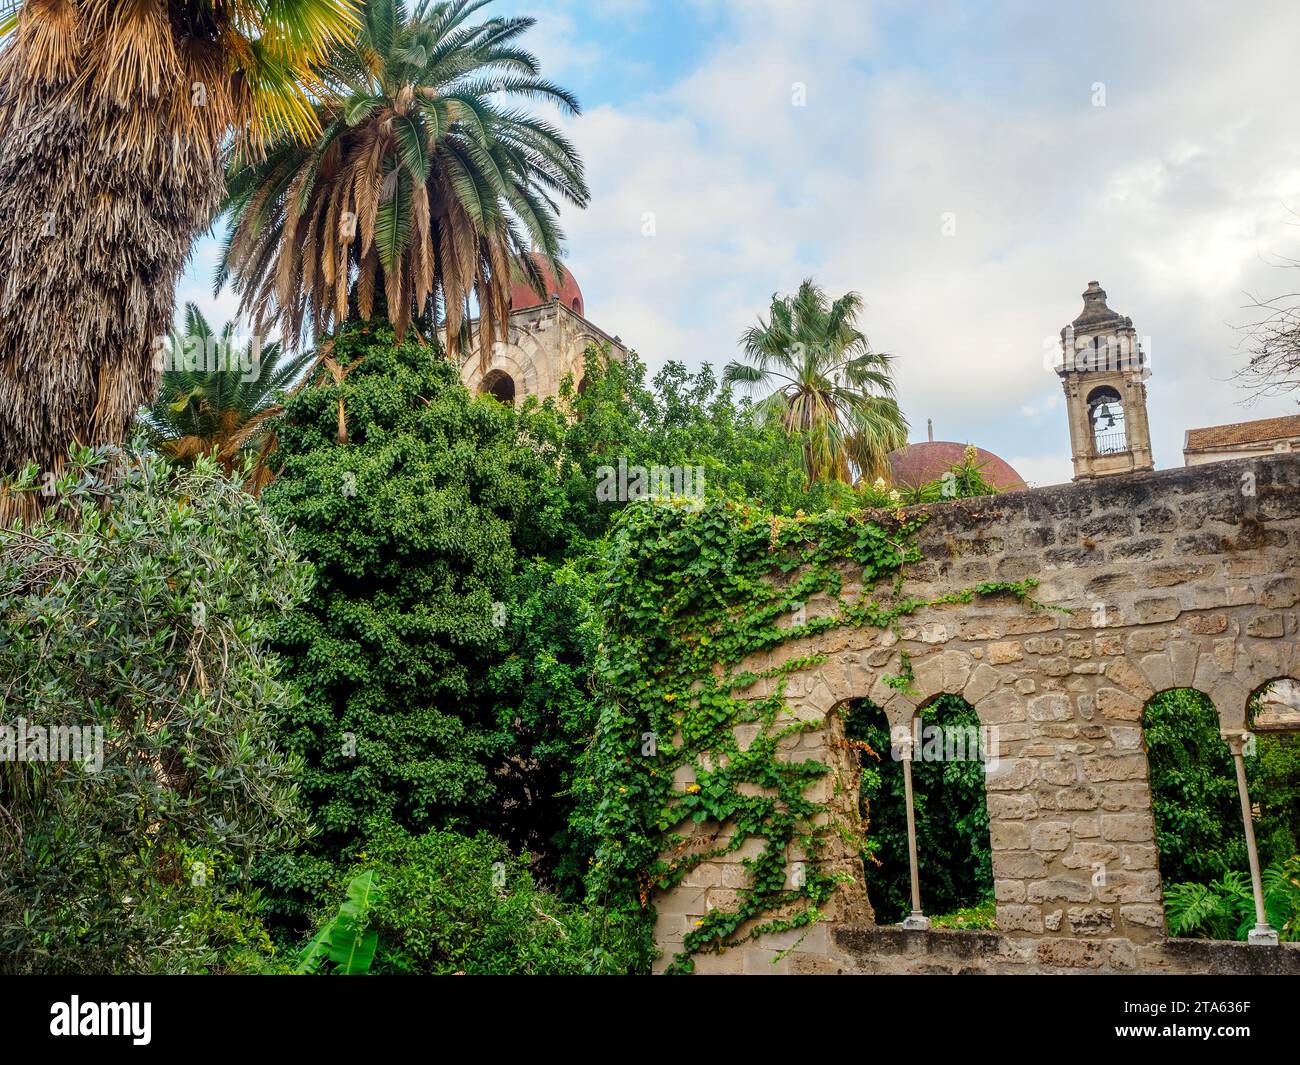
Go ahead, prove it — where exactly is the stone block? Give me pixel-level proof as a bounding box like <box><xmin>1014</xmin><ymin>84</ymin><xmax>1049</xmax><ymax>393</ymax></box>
<box><xmin>992</xmin><ymin>851</ymin><xmax>1046</xmax><ymax>879</ymax></box>
<box><xmin>1101</xmin><ymin>814</ymin><xmax>1151</xmax><ymax>843</ymax></box>
<box><xmin>998</xmin><ymin>905</ymin><xmax>1045</xmax><ymax>933</ymax></box>
<box><xmin>963</xmin><ymin>662</ymin><xmax>1002</xmax><ymax>704</ymax></box>
<box><xmin>1028</xmin><ymin>692</ymin><xmax>1071</xmax><ymax>721</ymax></box>
<box><xmin>1028</xmin><ymin>877</ymin><xmax>1093</xmax><ymax>903</ymax></box>
<box><xmin>1247</xmin><ymin>613</ymin><xmax>1285</xmax><ymax>638</ymax></box>
<box><xmin>990</xmin><ymin>822</ymin><xmax>1030</xmax><ymax>850</ymax></box>
<box><xmin>1134</xmin><ymin>597</ymin><xmax>1181</xmax><ymax>624</ymax></box>
<box><xmin>1030</xmin><ymin>821</ymin><xmax>1071</xmax><ymax>851</ymax></box>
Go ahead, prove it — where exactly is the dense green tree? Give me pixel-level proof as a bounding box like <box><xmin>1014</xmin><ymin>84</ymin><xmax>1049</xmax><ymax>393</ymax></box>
<box><xmin>256</xmin><ymin>321</ymin><xmax>567</xmax><ymax>928</ymax></box>
<box><xmin>528</xmin><ymin>347</ymin><xmax>860</xmax><ymax>544</ymax></box>
<box><xmin>1144</xmin><ymin>689</ymin><xmax>1247</xmax><ymax>883</ymax></box>
<box><xmin>1146</xmin><ymin>686</ymin><xmax>1299</xmax><ymax>885</ymax></box>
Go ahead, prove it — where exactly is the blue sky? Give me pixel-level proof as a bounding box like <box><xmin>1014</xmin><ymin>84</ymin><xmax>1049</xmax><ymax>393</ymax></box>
<box><xmin>181</xmin><ymin>0</ymin><xmax>1300</xmax><ymax>486</ymax></box>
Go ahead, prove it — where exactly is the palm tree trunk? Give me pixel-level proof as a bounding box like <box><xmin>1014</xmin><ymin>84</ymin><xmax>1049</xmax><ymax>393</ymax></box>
<box><xmin>0</xmin><ymin>47</ymin><xmax>224</xmax><ymax>524</ymax></box>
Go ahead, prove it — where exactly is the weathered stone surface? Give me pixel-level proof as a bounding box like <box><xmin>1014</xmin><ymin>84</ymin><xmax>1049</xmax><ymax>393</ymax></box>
<box><xmin>1247</xmin><ymin>613</ymin><xmax>1285</xmax><ymax>638</ymax></box>
<box><xmin>998</xmin><ymin>905</ymin><xmax>1045</xmax><ymax>933</ymax></box>
<box><xmin>990</xmin><ymin>823</ymin><xmax>1030</xmax><ymax>850</ymax></box>
<box><xmin>1101</xmin><ymin>814</ymin><xmax>1152</xmax><ymax>843</ymax></box>
<box><xmin>1027</xmin><ymin>822</ymin><xmax>1070</xmax><ymax>851</ymax></box>
<box><xmin>1097</xmin><ymin>687</ymin><xmax>1143</xmax><ymax>721</ymax></box>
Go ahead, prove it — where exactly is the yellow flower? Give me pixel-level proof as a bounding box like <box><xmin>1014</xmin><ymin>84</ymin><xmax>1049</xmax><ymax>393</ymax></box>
<box><xmin>686</xmin><ymin>783</ymin><xmax>701</xmax><ymax>794</ymax></box>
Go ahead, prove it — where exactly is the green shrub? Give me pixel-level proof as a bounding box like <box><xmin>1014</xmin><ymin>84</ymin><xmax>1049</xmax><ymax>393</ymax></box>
<box><xmin>0</xmin><ymin>447</ymin><xmax>311</xmax><ymax>973</ymax></box>
<box><xmin>1164</xmin><ymin>858</ymin><xmax>1300</xmax><ymax>941</ymax></box>
<box><xmin>305</xmin><ymin>821</ymin><xmax>611</xmax><ymax>975</ymax></box>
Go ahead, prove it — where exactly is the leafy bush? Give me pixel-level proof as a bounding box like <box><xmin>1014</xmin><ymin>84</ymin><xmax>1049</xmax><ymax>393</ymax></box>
<box><xmin>0</xmin><ymin>448</ymin><xmax>311</xmax><ymax>973</ymax></box>
<box><xmin>1164</xmin><ymin>858</ymin><xmax>1300</xmax><ymax>941</ymax></box>
<box><xmin>302</xmin><ymin>821</ymin><xmax>610</xmax><ymax>975</ymax></box>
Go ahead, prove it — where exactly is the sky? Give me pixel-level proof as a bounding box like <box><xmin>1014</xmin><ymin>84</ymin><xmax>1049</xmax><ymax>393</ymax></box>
<box><xmin>178</xmin><ymin>0</ymin><xmax>1300</xmax><ymax>487</ymax></box>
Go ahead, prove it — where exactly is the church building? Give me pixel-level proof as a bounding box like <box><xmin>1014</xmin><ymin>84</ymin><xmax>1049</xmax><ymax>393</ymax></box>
<box><xmin>461</xmin><ymin>252</ymin><xmax>628</xmax><ymax>404</ymax></box>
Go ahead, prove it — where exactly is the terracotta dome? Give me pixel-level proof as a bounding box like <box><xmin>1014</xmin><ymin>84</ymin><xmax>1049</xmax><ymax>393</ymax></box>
<box><xmin>509</xmin><ymin>252</ymin><xmax>584</xmax><ymax>317</ymax></box>
<box><xmin>886</xmin><ymin>441</ymin><xmax>1027</xmax><ymax>492</ymax></box>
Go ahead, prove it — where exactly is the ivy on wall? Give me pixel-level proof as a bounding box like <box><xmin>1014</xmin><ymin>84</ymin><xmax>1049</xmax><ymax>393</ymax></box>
<box><xmin>578</xmin><ymin>497</ymin><xmax>1043</xmax><ymax>973</ymax></box>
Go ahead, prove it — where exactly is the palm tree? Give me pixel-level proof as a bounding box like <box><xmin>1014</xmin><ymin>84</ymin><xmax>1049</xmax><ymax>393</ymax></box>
<box><xmin>722</xmin><ymin>279</ymin><xmax>908</xmax><ymax>484</ymax></box>
<box><xmin>0</xmin><ymin>0</ymin><xmax>358</xmax><ymax>521</ymax></box>
<box><xmin>139</xmin><ymin>303</ymin><xmax>315</xmax><ymax>494</ymax></box>
<box><xmin>218</xmin><ymin>0</ymin><xmax>590</xmax><ymax>370</ymax></box>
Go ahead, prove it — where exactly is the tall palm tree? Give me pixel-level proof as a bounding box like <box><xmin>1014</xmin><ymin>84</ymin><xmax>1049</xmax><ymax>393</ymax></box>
<box><xmin>722</xmin><ymin>279</ymin><xmax>908</xmax><ymax>484</ymax></box>
<box><xmin>0</xmin><ymin>0</ymin><xmax>358</xmax><ymax>521</ymax></box>
<box><xmin>218</xmin><ymin>0</ymin><xmax>588</xmax><ymax>369</ymax></box>
<box><xmin>139</xmin><ymin>303</ymin><xmax>315</xmax><ymax>494</ymax></box>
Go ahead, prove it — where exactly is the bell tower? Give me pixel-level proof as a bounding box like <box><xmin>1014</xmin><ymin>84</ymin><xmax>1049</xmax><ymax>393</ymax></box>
<box><xmin>1057</xmin><ymin>281</ymin><xmax>1153</xmax><ymax>481</ymax></box>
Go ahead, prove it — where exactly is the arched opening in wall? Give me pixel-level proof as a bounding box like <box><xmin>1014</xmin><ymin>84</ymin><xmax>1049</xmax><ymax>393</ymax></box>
<box><xmin>1143</xmin><ymin>687</ymin><xmax>1300</xmax><ymax>941</ymax></box>
<box><xmin>1246</xmin><ymin>679</ymin><xmax>1300</xmax><ymax>903</ymax></box>
<box><xmin>844</xmin><ymin>694</ymin><xmax>994</xmax><ymax>927</ymax></box>
<box><xmin>1086</xmin><ymin>385</ymin><xmax>1126</xmax><ymax>455</ymax></box>
<box><xmin>479</xmin><ymin>369</ymin><xmax>516</xmax><ymax>405</ymax></box>
<box><xmin>1144</xmin><ymin>689</ymin><xmax>1244</xmax><ymax>886</ymax></box>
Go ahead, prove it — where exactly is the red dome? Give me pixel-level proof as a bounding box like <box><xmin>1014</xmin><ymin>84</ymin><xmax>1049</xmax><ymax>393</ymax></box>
<box><xmin>509</xmin><ymin>252</ymin><xmax>584</xmax><ymax>317</ymax></box>
<box><xmin>887</xmin><ymin>441</ymin><xmax>1027</xmax><ymax>492</ymax></box>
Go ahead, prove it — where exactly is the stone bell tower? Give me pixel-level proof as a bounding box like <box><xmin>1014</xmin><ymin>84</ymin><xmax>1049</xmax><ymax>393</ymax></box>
<box><xmin>1057</xmin><ymin>281</ymin><xmax>1153</xmax><ymax>481</ymax></box>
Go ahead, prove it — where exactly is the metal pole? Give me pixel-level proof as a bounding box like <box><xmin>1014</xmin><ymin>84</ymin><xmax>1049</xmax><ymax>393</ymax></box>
<box><xmin>901</xmin><ymin>743</ymin><xmax>929</xmax><ymax>930</ymax></box>
<box><xmin>1230</xmin><ymin>733</ymin><xmax>1277</xmax><ymax>946</ymax></box>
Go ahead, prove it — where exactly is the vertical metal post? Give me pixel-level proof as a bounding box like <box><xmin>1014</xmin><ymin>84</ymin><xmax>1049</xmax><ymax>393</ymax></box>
<box><xmin>1230</xmin><ymin>733</ymin><xmax>1277</xmax><ymax>945</ymax></box>
<box><xmin>901</xmin><ymin>735</ymin><xmax>929</xmax><ymax>930</ymax></box>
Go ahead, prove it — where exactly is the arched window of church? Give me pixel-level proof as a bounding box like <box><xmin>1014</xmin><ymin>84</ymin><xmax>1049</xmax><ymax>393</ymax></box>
<box><xmin>479</xmin><ymin>369</ymin><xmax>516</xmax><ymax>405</ymax></box>
<box><xmin>1086</xmin><ymin>385</ymin><xmax>1126</xmax><ymax>455</ymax></box>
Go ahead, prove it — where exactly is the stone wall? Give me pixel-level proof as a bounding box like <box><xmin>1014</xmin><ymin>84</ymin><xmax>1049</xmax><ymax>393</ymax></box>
<box><xmin>653</xmin><ymin>453</ymin><xmax>1300</xmax><ymax>974</ymax></box>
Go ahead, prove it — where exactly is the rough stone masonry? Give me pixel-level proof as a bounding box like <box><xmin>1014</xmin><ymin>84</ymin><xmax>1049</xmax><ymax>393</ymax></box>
<box><xmin>653</xmin><ymin>453</ymin><xmax>1300</xmax><ymax>974</ymax></box>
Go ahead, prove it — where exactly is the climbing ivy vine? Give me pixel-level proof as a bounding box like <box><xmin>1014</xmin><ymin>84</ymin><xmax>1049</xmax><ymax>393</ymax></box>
<box><xmin>577</xmin><ymin>497</ymin><xmax>1045</xmax><ymax>973</ymax></box>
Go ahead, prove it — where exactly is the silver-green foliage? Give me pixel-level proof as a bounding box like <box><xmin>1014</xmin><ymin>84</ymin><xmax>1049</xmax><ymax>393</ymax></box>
<box><xmin>0</xmin><ymin>446</ymin><xmax>313</xmax><ymax>973</ymax></box>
